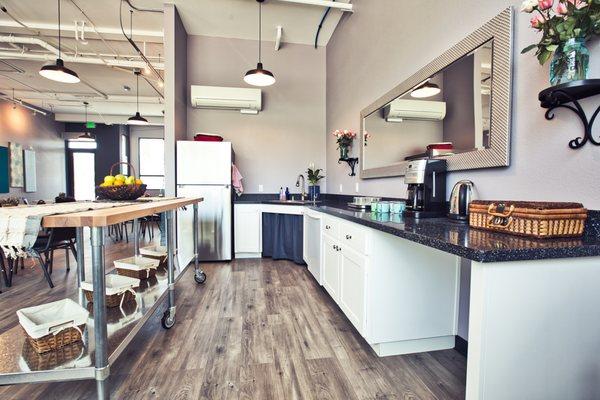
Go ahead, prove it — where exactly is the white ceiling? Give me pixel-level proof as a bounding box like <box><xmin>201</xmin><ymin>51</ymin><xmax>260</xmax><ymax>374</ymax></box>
<box><xmin>161</xmin><ymin>0</ymin><xmax>349</xmax><ymax>47</ymax></box>
<box><xmin>0</xmin><ymin>0</ymin><xmax>349</xmax><ymax>123</ymax></box>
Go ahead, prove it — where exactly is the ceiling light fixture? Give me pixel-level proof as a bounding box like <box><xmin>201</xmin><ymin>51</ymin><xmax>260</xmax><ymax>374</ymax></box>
<box><xmin>411</xmin><ymin>81</ymin><xmax>441</xmax><ymax>99</ymax></box>
<box><xmin>78</xmin><ymin>102</ymin><xmax>95</xmax><ymax>141</ymax></box>
<box><xmin>244</xmin><ymin>0</ymin><xmax>275</xmax><ymax>87</ymax></box>
<box><xmin>128</xmin><ymin>70</ymin><xmax>149</xmax><ymax>125</ymax></box>
<box><xmin>39</xmin><ymin>0</ymin><xmax>80</xmax><ymax>84</ymax></box>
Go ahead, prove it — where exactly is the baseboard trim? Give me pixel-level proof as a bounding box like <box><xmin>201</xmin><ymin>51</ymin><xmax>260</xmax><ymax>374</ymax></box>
<box><xmin>234</xmin><ymin>252</ymin><xmax>262</xmax><ymax>259</ymax></box>
<box><xmin>369</xmin><ymin>335</ymin><xmax>455</xmax><ymax>357</ymax></box>
<box><xmin>454</xmin><ymin>335</ymin><xmax>468</xmax><ymax>357</ymax></box>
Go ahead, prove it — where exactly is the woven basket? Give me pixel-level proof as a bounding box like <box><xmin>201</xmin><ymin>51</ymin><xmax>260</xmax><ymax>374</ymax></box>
<box><xmin>139</xmin><ymin>246</ymin><xmax>168</xmax><ymax>269</ymax></box>
<box><xmin>116</xmin><ymin>267</ymin><xmax>157</xmax><ymax>280</ymax></box>
<box><xmin>21</xmin><ymin>340</ymin><xmax>83</xmax><ymax>371</ymax></box>
<box><xmin>469</xmin><ymin>200</ymin><xmax>587</xmax><ymax>239</ymax></box>
<box><xmin>25</xmin><ymin>325</ymin><xmax>85</xmax><ymax>354</ymax></box>
<box><xmin>84</xmin><ymin>289</ymin><xmax>136</xmax><ymax>308</ymax></box>
<box><xmin>95</xmin><ymin>162</ymin><xmax>147</xmax><ymax>201</ymax></box>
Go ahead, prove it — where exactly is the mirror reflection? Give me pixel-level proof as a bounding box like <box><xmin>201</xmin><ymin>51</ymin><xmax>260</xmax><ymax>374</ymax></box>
<box><xmin>363</xmin><ymin>39</ymin><xmax>493</xmax><ymax>170</ymax></box>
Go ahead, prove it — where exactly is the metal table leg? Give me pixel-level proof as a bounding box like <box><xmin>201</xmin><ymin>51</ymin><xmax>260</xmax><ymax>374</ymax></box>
<box><xmin>192</xmin><ymin>203</ymin><xmax>206</xmax><ymax>284</ymax></box>
<box><xmin>161</xmin><ymin>211</ymin><xmax>176</xmax><ymax>329</ymax></box>
<box><xmin>91</xmin><ymin>227</ymin><xmax>109</xmax><ymax>400</ymax></box>
<box><xmin>75</xmin><ymin>227</ymin><xmax>86</xmax><ymax>306</ymax></box>
<box><xmin>133</xmin><ymin>218</ymin><xmax>140</xmax><ymax>256</ymax></box>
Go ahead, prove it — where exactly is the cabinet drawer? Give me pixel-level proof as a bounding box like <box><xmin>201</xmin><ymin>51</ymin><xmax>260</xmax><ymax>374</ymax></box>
<box><xmin>322</xmin><ymin>215</ymin><xmax>340</xmax><ymax>238</ymax></box>
<box><xmin>340</xmin><ymin>221</ymin><xmax>367</xmax><ymax>254</ymax></box>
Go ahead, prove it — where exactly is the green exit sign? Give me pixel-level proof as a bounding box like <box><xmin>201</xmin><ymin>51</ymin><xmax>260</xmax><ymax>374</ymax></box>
<box><xmin>86</xmin><ymin>121</ymin><xmax>96</xmax><ymax>129</ymax></box>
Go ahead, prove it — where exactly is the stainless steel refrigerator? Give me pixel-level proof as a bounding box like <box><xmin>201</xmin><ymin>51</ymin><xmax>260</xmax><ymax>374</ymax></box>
<box><xmin>177</xmin><ymin>141</ymin><xmax>233</xmax><ymax>264</ymax></box>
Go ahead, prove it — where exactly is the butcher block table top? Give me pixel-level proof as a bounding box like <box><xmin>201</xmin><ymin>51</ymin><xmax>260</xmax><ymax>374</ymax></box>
<box><xmin>41</xmin><ymin>197</ymin><xmax>203</xmax><ymax>228</ymax></box>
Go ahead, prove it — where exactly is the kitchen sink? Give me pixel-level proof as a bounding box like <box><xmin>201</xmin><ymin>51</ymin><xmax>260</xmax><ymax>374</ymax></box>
<box><xmin>264</xmin><ymin>199</ymin><xmax>321</xmax><ymax>205</ymax></box>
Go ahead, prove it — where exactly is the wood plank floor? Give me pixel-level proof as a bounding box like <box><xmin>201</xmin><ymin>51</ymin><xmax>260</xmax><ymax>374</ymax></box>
<box><xmin>0</xmin><ymin>236</ymin><xmax>466</xmax><ymax>399</ymax></box>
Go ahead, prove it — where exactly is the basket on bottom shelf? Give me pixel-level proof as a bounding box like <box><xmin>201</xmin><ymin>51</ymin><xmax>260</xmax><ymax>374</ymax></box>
<box><xmin>16</xmin><ymin>299</ymin><xmax>89</xmax><ymax>354</ymax></box>
<box><xmin>139</xmin><ymin>245</ymin><xmax>168</xmax><ymax>268</ymax></box>
<box><xmin>114</xmin><ymin>255</ymin><xmax>159</xmax><ymax>280</ymax></box>
<box><xmin>81</xmin><ymin>275</ymin><xmax>139</xmax><ymax>308</ymax></box>
<box><xmin>20</xmin><ymin>340</ymin><xmax>84</xmax><ymax>371</ymax></box>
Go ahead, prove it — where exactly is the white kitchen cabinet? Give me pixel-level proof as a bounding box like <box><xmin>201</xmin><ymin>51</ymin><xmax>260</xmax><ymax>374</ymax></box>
<box><xmin>234</xmin><ymin>204</ymin><xmax>262</xmax><ymax>257</ymax></box>
<box><xmin>339</xmin><ymin>245</ymin><xmax>367</xmax><ymax>334</ymax></box>
<box><xmin>322</xmin><ymin>234</ymin><xmax>341</xmax><ymax>302</ymax></box>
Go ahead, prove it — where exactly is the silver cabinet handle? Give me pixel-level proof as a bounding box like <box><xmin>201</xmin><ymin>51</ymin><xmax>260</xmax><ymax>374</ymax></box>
<box><xmin>345</xmin><ymin>234</ymin><xmax>352</xmax><ymax>240</ymax></box>
<box><xmin>325</xmin><ymin>225</ymin><xmax>331</xmax><ymax>230</ymax></box>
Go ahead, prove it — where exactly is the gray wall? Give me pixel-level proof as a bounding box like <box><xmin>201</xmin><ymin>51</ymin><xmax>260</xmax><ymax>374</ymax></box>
<box><xmin>187</xmin><ymin>35</ymin><xmax>326</xmax><ymax>194</ymax></box>
<box><xmin>0</xmin><ymin>100</ymin><xmax>65</xmax><ymax>201</ymax></box>
<box><xmin>326</xmin><ymin>0</ymin><xmax>600</xmax><ymax>205</ymax></box>
<box><xmin>442</xmin><ymin>54</ymin><xmax>476</xmax><ymax>150</ymax></box>
<box><xmin>164</xmin><ymin>4</ymin><xmax>188</xmax><ymax>196</ymax></box>
<box><xmin>325</xmin><ymin>0</ymin><xmax>600</xmax><ymax>342</ymax></box>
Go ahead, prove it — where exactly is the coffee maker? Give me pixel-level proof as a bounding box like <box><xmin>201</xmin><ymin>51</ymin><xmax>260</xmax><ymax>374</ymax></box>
<box><xmin>404</xmin><ymin>159</ymin><xmax>447</xmax><ymax>218</ymax></box>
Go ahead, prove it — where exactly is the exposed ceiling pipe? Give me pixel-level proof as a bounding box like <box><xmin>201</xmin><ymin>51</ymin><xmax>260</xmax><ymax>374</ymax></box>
<box><xmin>274</xmin><ymin>0</ymin><xmax>353</xmax><ymax>12</ymax></box>
<box><xmin>68</xmin><ymin>0</ymin><xmax>122</xmax><ymax>58</ymax></box>
<box><xmin>0</xmin><ymin>60</ymin><xmax>24</xmax><ymax>73</ymax></box>
<box><xmin>0</xmin><ymin>73</ymin><xmax>42</xmax><ymax>92</ymax></box>
<box><xmin>140</xmin><ymin>74</ymin><xmax>164</xmax><ymax>99</ymax></box>
<box><xmin>0</xmin><ymin>92</ymin><xmax>48</xmax><ymax>115</ymax></box>
<box><xmin>4</xmin><ymin>89</ymin><xmax>162</xmax><ymax>104</ymax></box>
<box><xmin>78</xmin><ymin>77</ymin><xmax>108</xmax><ymax>99</ymax></box>
<box><xmin>120</xmin><ymin>1</ymin><xmax>164</xmax><ymax>84</ymax></box>
<box><xmin>124</xmin><ymin>0</ymin><xmax>163</xmax><ymax>13</ymax></box>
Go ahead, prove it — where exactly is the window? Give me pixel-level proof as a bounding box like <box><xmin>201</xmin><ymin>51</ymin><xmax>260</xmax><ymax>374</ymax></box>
<box><xmin>120</xmin><ymin>134</ymin><xmax>129</xmax><ymax>175</ymax></box>
<box><xmin>67</xmin><ymin>140</ymin><xmax>97</xmax><ymax>150</ymax></box>
<box><xmin>139</xmin><ymin>138</ymin><xmax>165</xmax><ymax>189</ymax></box>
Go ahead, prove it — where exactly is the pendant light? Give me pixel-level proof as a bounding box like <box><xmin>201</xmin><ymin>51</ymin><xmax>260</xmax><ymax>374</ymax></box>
<box><xmin>39</xmin><ymin>0</ymin><xmax>80</xmax><ymax>83</ymax></box>
<box><xmin>244</xmin><ymin>0</ymin><xmax>275</xmax><ymax>87</ymax></box>
<box><xmin>78</xmin><ymin>102</ymin><xmax>95</xmax><ymax>141</ymax></box>
<box><xmin>411</xmin><ymin>81</ymin><xmax>441</xmax><ymax>99</ymax></box>
<box><xmin>128</xmin><ymin>70</ymin><xmax>149</xmax><ymax>125</ymax></box>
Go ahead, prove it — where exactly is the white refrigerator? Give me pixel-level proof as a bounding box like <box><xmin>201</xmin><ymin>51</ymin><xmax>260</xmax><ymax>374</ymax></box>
<box><xmin>177</xmin><ymin>141</ymin><xmax>233</xmax><ymax>265</ymax></box>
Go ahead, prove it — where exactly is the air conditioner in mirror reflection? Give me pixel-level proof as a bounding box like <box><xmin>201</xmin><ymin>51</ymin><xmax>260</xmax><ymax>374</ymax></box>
<box><xmin>383</xmin><ymin>99</ymin><xmax>446</xmax><ymax>123</ymax></box>
<box><xmin>191</xmin><ymin>85</ymin><xmax>262</xmax><ymax>114</ymax></box>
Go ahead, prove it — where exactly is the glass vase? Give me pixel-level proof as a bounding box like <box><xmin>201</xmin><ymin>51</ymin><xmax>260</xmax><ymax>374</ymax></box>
<box><xmin>339</xmin><ymin>146</ymin><xmax>349</xmax><ymax>159</ymax></box>
<box><xmin>549</xmin><ymin>38</ymin><xmax>589</xmax><ymax>86</ymax></box>
<box><xmin>308</xmin><ymin>185</ymin><xmax>320</xmax><ymax>201</ymax></box>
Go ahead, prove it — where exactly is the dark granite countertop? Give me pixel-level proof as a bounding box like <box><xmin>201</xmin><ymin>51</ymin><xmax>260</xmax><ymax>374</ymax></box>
<box><xmin>308</xmin><ymin>204</ymin><xmax>600</xmax><ymax>263</ymax></box>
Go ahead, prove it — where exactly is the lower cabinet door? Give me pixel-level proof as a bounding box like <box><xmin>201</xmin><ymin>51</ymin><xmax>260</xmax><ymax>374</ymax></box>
<box><xmin>234</xmin><ymin>205</ymin><xmax>261</xmax><ymax>254</ymax></box>
<box><xmin>322</xmin><ymin>235</ymin><xmax>341</xmax><ymax>302</ymax></box>
<box><xmin>339</xmin><ymin>246</ymin><xmax>367</xmax><ymax>334</ymax></box>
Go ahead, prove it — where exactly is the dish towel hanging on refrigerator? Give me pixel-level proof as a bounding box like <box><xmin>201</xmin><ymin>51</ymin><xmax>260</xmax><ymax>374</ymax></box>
<box><xmin>232</xmin><ymin>164</ymin><xmax>244</xmax><ymax>196</ymax></box>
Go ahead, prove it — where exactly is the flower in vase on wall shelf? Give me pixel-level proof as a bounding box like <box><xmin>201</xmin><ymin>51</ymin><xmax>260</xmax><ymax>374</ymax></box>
<box><xmin>333</xmin><ymin>129</ymin><xmax>356</xmax><ymax>159</ymax></box>
<box><xmin>307</xmin><ymin>163</ymin><xmax>324</xmax><ymax>200</ymax></box>
<box><xmin>521</xmin><ymin>0</ymin><xmax>600</xmax><ymax>86</ymax></box>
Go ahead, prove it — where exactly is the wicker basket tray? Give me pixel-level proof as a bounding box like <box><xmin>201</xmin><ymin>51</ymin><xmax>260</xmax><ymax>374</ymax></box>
<box><xmin>139</xmin><ymin>245</ymin><xmax>168</xmax><ymax>268</ymax></box>
<box><xmin>24</xmin><ymin>324</ymin><xmax>85</xmax><ymax>354</ymax></box>
<box><xmin>469</xmin><ymin>200</ymin><xmax>587</xmax><ymax>239</ymax></box>
<box><xmin>114</xmin><ymin>256</ymin><xmax>159</xmax><ymax>280</ymax></box>
<box><xmin>81</xmin><ymin>275</ymin><xmax>139</xmax><ymax>308</ymax></box>
<box><xmin>95</xmin><ymin>162</ymin><xmax>147</xmax><ymax>201</ymax></box>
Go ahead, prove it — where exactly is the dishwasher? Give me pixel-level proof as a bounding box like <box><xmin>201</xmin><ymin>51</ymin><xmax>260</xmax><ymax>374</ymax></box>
<box><xmin>303</xmin><ymin>210</ymin><xmax>322</xmax><ymax>284</ymax></box>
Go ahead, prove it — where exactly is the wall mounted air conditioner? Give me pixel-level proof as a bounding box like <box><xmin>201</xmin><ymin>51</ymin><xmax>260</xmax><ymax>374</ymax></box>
<box><xmin>383</xmin><ymin>99</ymin><xmax>446</xmax><ymax>122</ymax></box>
<box><xmin>191</xmin><ymin>85</ymin><xmax>262</xmax><ymax>114</ymax></box>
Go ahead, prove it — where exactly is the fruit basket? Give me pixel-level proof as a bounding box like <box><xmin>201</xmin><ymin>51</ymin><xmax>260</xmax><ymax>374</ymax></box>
<box><xmin>81</xmin><ymin>275</ymin><xmax>139</xmax><ymax>308</ymax></box>
<box><xmin>114</xmin><ymin>255</ymin><xmax>159</xmax><ymax>280</ymax></box>
<box><xmin>17</xmin><ymin>299</ymin><xmax>89</xmax><ymax>354</ymax></box>
<box><xmin>95</xmin><ymin>162</ymin><xmax>147</xmax><ymax>201</ymax></box>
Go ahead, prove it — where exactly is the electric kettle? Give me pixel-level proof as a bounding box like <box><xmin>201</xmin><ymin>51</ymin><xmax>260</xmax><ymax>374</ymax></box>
<box><xmin>448</xmin><ymin>180</ymin><xmax>474</xmax><ymax>222</ymax></box>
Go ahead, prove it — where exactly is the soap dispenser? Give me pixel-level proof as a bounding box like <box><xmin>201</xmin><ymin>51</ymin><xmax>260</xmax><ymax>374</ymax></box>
<box><xmin>285</xmin><ymin>187</ymin><xmax>290</xmax><ymax>200</ymax></box>
<box><xmin>279</xmin><ymin>187</ymin><xmax>285</xmax><ymax>201</ymax></box>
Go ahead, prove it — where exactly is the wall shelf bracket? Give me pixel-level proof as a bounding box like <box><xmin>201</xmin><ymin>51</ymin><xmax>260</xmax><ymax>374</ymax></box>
<box><xmin>539</xmin><ymin>79</ymin><xmax>600</xmax><ymax>150</ymax></box>
<box><xmin>339</xmin><ymin>157</ymin><xmax>359</xmax><ymax>176</ymax></box>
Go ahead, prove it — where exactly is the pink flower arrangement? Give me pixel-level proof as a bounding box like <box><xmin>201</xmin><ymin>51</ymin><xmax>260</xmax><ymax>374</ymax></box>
<box><xmin>521</xmin><ymin>0</ymin><xmax>599</xmax><ymax>65</ymax></box>
<box><xmin>363</xmin><ymin>132</ymin><xmax>372</xmax><ymax>146</ymax></box>
<box><xmin>332</xmin><ymin>129</ymin><xmax>356</xmax><ymax>149</ymax></box>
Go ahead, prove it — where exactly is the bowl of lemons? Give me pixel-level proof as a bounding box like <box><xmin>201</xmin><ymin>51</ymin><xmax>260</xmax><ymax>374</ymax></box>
<box><xmin>95</xmin><ymin>163</ymin><xmax>147</xmax><ymax>201</ymax></box>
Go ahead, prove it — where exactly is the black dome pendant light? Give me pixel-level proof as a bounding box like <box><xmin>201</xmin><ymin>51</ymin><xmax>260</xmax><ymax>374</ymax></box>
<box><xmin>78</xmin><ymin>102</ymin><xmax>95</xmax><ymax>141</ymax></box>
<box><xmin>244</xmin><ymin>0</ymin><xmax>275</xmax><ymax>87</ymax></box>
<box><xmin>128</xmin><ymin>70</ymin><xmax>149</xmax><ymax>125</ymax></box>
<box><xmin>39</xmin><ymin>0</ymin><xmax>80</xmax><ymax>83</ymax></box>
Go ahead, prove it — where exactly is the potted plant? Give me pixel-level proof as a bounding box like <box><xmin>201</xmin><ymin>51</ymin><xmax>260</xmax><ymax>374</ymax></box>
<box><xmin>307</xmin><ymin>163</ymin><xmax>325</xmax><ymax>201</ymax></box>
<box><xmin>521</xmin><ymin>0</ymin><xmax>600</xmax><ymax>86</ymax></box>
<box><xmin>332</xmin><ymin>129</ymin><xmax>356</xmax><ymax>159</ymax></box>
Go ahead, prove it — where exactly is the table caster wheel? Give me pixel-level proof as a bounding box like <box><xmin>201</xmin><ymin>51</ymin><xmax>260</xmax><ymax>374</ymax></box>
<box><xmin>161</xmin><ymin>310</ymin><xmax>175</xmax><ymax>329</ymax></box>
<box><xmin>194</xmin><ymin>271</ymin><xmax>207</xmax><ymax>284</ymax></box>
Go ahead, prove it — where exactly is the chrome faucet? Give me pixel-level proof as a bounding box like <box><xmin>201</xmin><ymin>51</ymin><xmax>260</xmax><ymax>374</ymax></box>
<box><xmin>296</xmin><ymin>174</ymin><xmax>306</xmax><ymax>200</ymax></box>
